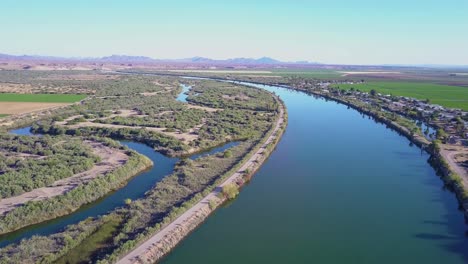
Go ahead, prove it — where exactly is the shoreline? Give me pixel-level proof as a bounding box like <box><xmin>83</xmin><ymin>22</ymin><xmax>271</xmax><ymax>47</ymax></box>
<box><xmin>285</xmin><ymin>85</ymin><xmax>468</xmax><ymax>221</ymax></box>
<box><xmin>116</xmin><ymin>94</ymin><xmax>287</xmax><ymax>264</ymax></box>
<box><xmin>0</xmin><ymin>140</ymin><xmax>130</xmax><ymax>216</ymax></box>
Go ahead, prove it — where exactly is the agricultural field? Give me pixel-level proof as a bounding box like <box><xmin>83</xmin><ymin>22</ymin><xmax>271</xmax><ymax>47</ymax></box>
<box><xmin>332</xmin><ymin>81</ymin><xmax>468</xmax><ymax>110</ymax></box>
<box><xmin>0</xmin><ymin>93</ymin><xmax>85</xmax><ymax>116</ymax></box>
<box><xmin>0</xmin><ymin>93</ymin><xmax>86</xmax><ymax>103</ymax></box>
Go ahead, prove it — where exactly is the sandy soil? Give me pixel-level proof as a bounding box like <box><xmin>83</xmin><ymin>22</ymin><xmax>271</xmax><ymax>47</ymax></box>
<box><xmin>0</xmin><ymin>150</ymin><xmax>45</xmax><ymax>160</ymax></box>
<box><xmin>38</xmin><ymin>74</ymin><xmax>117</xmax><ymax>81</ymax></box>
<box><xmin>186</xmin><ymin>104</ymin><xmax>221</xmax><ymax>112</ymax></box>
<box><xmin>0</xmin><ymin>83</ymin><xmax>35</xmax><ymax>93</ymax></box>
<box><xmin>56</xmin><ymin>109</ymin><xmax>206</xmax><ymax>143</ymax></box>
<box><xmin>117</xmin><ymin>98</ymin><xmax>285</xmax><ymax>264</ymax></box>
<box><xmin>0</xmin><ymin>102</ymin><xmax>70</xmax><ymax>115</ymax></box>
<box><xmin>222</xmin><ymin>93</ymin><xmax>250</xmax><ymax>101</ymax></box>
<box><xmin>441</xmin><ymin>145</ymin><xmax>468</xmax><ymax>181</ymax></box>
<box><xmin>0</xmin><ymin>82</ymin><xmax>92</xmax><ymax>94</ymax></box>
<box><xmin>139</xmin><ymin>91</ymin><xmax>166</xmax><ymax>96</ymax></box>
<box><xmin>65</xmin><ymin>122</ymin><xmax>200</xmax><ymax>143</ymax></box>
<box><xmin>0</xmin><ymin>141</ymin><xmax>129</xmax><ymax>215</ymax></box>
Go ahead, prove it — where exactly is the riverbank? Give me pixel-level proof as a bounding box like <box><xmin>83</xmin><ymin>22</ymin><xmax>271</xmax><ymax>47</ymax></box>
<box><xmin>0</xmin><ymin>140</ymin><xmax>130</xmax><ymax>216</ymax></box>
<box><xmin>120</xmin><ymin>71</ymin><xmax>468</xmax><ymax>219</ymax></box>
<box><xmin>278</xmin><ymin>84</ymin><xmax>468</xmax><ymax>221</ymax></box>
<box><xmin>0</xmin><ymin>141</ymin><xmax>153</xmax><ymax>235</ymax></box>
<box><xmin>116</xmin><ymin>95</ymin><xmax>286</xmax><ymax>264</ymax></box>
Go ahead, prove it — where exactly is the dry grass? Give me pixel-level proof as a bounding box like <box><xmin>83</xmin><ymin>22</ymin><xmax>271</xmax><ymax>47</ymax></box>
<box><xmin>38</xmin><ymin>74</ymin><xmax>118</xmax><ymax>81</ymax></box>
<box><xmin>0</xmin><ymin>102</ymin><xmax>70</xmax><ymax>115</ymax></box>
<box><xmin>0</xmin><ymin>83</ymin><xmax>35</xmax><ymax>93</ymax></box>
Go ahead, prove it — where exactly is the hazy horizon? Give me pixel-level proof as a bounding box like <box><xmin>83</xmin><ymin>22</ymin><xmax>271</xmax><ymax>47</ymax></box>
<box><xmin>2</xmin><ymin>0</ymin><xmax>468</xmax><ymax>65</ymax></box>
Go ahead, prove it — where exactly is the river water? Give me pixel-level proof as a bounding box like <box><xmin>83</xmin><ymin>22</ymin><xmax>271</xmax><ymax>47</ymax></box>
<box><xmin>3</xmin><ymin>79</ymin><xmax>468</xmax><ymax>263</ymax></box>
<box><xmin>0</xmin><ymin>87</ymin><xmax>238</xmax><ymax>248</ymax></box>
<box><xmin>161</xmin><ymin>82</ymin><xmax>468</xmax><ymax>263</ymax></box>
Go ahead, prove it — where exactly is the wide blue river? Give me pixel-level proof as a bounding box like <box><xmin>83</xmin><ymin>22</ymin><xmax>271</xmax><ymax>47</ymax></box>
<box><xmin>161</xmin><ymin>81</ymin><xmax>468</xmax><ymax>264</ymax></box>
<box><xmin>2</xmin><ymin>78</ymin><xmax>468</xmax><ymax>263</ymax></box>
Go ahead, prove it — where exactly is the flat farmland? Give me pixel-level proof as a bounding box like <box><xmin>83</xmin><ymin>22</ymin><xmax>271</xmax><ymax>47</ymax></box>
<box><xmin>333</xmin><ymin>81</ymin><xmax>468</xmax><ymax>110</ymax></box>
<box><xmin>0</xmin><ymin>102</ymin><xmax>70</xmax><ymax>114</ymax></box>
<box><xmin>0</xmin><ymin>93</ymin><xmax>86</xmax><ymax>103</ymax></box>
<box><xmin>0</xmin><ymin>93</ymin><xmax>86</xmax><ymax>115</ymax></box>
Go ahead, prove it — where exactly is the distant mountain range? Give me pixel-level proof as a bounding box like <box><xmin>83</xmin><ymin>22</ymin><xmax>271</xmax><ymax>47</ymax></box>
<box><xmin>0</xmin><ymin>53</ymin><xmax>318</xmax><ymax>65</ymax></box>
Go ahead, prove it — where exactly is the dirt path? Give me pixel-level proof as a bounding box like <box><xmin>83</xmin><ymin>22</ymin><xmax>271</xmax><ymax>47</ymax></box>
<box><xmin>441</xmin><ymin>145</ymin><xmax>468</xmax><ymax>184</ymax></box>
<box><xmin>0</xmin><ymin>141</ymin><xmax>129</xmax><ymax>215</ymax></box>
<box><xmin>117</xmin><ymin>100</ymin><xmax>284</xmax><ymax>264</ymax></box>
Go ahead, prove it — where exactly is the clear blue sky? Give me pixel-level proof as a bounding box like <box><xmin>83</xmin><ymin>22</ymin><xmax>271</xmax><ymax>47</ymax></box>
<box><xmin>2</xmin><ymin>0</ymin><xmax>468</xmax><ymax>65</ymax></box>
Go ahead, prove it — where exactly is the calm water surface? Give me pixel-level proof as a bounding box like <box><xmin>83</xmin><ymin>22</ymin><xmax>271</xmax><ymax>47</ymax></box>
<box><xmin>162</xmin><ymin>82</ymin><xmax>468</xmax><ymax>264</ymax></box>
<box><xmin>176</xmin><ymin>84</ymin><xmax>191</xmax><ymax>102</ymax></box>
<box><xmin>1</xmin><ymin>130</ymin><xmax>236</xmax><ymax>247</ymax></box>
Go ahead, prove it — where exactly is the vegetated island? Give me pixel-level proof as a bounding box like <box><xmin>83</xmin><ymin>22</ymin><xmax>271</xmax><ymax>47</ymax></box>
<box><xmin>0</xmin><ymin>70</ymin><xmax>287</xmax><ymax>264</ymax></box>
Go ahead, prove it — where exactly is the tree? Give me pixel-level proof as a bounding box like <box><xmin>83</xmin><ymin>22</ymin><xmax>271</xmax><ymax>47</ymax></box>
<box><xmin>222</xmin><ymin>183</ymin><xmax>239</xmax><ymax>200</ymax></box>
<box><xmin>370</xmin><ymin>89</ymin><xmax>377</xmax><ymax>97</ymax></box>
<box><xmin>223</xmin><ymin>150</ymin><xmax>232</xmax><ymax>158</ymax></box>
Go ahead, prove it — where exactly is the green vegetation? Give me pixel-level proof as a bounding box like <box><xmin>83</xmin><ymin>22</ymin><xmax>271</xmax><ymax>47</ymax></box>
<box><xmin>0</xmin><ymin>216</ymin><xmax>110</xmax><ymax>264</ymax></box>
<box><xmin>188</xmin><ymin>81</ymin><xmax>277</xmax><ymax>111</ymax></box>
<box><xmin>0</xmin><ymin>114</ymin><xmax>8</xmax><ymax>118</ymax></box>
<box><xmin>34</xmin><ymin>125</ymin><xmax>188</xmax><ymax>156</ymax></box>
<box><xmin>0</xmin><ymin>146</ymin><xmax>151</xmax><ymax>234</ymax></box>
<box><xmin>55</xmin><ymin>217</ymin><xmax>122</xmax><ymax>264</ymax></box>
<box><xmin>0</xmin><ymin>72</ymin><xmax>284</xmax><ymax>263</ymax></box>
<box><xmin>333</xmin><ymin>81</ymin><xmax>468</xmax><ymax>110</ymax></box>
<box><xmin>0</xmin><ymin>93</ymin><xmax>86</xmax><ymax>103</ymax></box>
<box><xmin>222</xmin><ymin>183</ymin><xmax>239</xmax><ymax>200</ymax></box>
<box><xmin>32</xmin><ymin>78</ymin><xmax>277</xmax><ymax>154</ymax></box>
<box><xmin>0</xmin><ymin>134</ymin><xmax>99</xmax><ymax>198</ymax></box>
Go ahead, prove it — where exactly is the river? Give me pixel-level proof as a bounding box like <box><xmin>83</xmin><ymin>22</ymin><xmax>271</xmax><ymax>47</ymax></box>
<box><xmin>3</xmin><ymin>78</ymin><xmax>468</xmax><ymax>263</ymax></box>
<box><xmin>0</xmin><ymin>86</ymin><xmax>238</xmax><ymax>248</ymax></box>
<box><xmin>160</xmin><ymin>81</ymin><xmax>468</xmax><ymax>264</ymax></box>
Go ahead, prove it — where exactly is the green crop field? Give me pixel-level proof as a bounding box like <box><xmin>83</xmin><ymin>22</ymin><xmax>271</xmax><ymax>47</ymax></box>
<box><xmin>333</xmin><ymin>81</ymin><xmax>468</xmax><ymax>110</ymax></box>
<box><xmin>270</xmin><ymin>69</ymin><xmax>343</xmax><ymax>79</ymax></box>
<box><xmin>0</xmin><ymin>93</ymin><xmax>86</xmax><ymax>103</ymax></box>
<box><xmin>0</xmin><ymin>114</ymin><xmax>8</xmax><ymax>118</ymax></box>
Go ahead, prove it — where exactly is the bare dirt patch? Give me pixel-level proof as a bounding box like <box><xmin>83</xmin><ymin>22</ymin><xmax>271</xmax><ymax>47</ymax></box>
<box><xmin>0</xmin><ymin>141</ymin><xmax>129</xmax><ymax>215</ymax></box>
<box><xmin>64</xmin><ymin>122</ymin><xmax>201</xmax><ymax>143</ymax></box>
<box><xmin>0</xmin><ymin>83</ymin><xmax>35</xmax><ymax>93</ymax></box>
<box><xmin>0</xmin><ymin>82</ymin><xmax>92</xmax><ymax>94</ymax></box>
<box><xmin>186</xmin><ymin>104</ymin><xmax>221</xmax><ymax>112</ymax></box>
<box><xmin>441</xmin><ymin>144</ymin><xmax>468</xmax><ymax>181</ymax></box>
<box><xmin>38</xmin><ymin>74</ymin><xmax>118</xmax><ymax>81</ymax></box>
<box><xmin>139</xmin><ymin>91</ymin><xmax>169</xmax><ymax>96</ymax></box>
<box><xmin>222</xmin><ymin>93</ymin><xmax>250</xmax><ymax>101</ymax></box>
<box><xmin>0</xmin><ymin>102</ymin><xmax>70</xmax><ymax>115</ymax></box>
